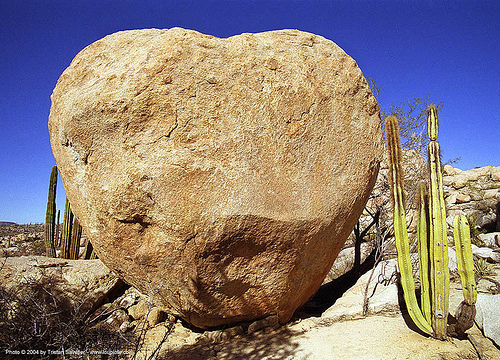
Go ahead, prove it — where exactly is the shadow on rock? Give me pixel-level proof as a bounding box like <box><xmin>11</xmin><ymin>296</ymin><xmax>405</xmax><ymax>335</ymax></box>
<box><xmin>299</xmin><ymin>246</ymin><xmax>378</xmax><ymax>317</ymax></box>
<box><xmin>159</xmin><ymin>326</ymin><xmax>305</xmax><ymax>360</ymax></box>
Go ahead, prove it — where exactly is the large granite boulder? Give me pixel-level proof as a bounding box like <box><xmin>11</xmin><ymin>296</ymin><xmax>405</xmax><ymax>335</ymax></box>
<box><xmin>49</xmin><ymin>28</ymin><xmax>383</xmax><ymax>328</ymax></box>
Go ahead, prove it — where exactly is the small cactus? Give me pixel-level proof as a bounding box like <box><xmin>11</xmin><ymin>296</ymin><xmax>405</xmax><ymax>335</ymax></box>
<box><xmin>44</xmin><ymin>166</ymin><xmax>57</xmax><ymax>257</ymax></box>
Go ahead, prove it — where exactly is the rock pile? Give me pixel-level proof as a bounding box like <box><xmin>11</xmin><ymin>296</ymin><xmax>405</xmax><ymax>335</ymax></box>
<box><xmin>443</xmin><ymin>165</ymin><xmax>500</xmax><ymax>231</ymax></box>
<box><xmin>49</xmin><ymin>28</ymin><xmax>383</xmax><ymax>328</ymax></box>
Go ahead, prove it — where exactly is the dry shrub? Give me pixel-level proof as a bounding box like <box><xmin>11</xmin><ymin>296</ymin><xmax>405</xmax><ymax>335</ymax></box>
<box><xmin>0</xmin><ymin>270</ymin><xmax>136</xmax><ymax>359</ymax></box>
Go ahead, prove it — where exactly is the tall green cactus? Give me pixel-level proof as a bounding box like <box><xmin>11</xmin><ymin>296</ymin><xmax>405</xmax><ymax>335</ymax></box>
<box><xmin>386</xmin><ymin>105</ymin><xmax>476</xmax><ymax>340</ymax></box>
<box><xmin>427</xmin><ymin>106</ymin><xmax>449</xmax><ymax>339</ymax></box>
<box><xmin>44</xmin><ymin>166</ymin><xmax>58</xmax><ymax>257</ymax></box>
<box><xmin>59</xmin><ymin>197</ymin><xmax>74</xmax><ymax>259</ymax></box>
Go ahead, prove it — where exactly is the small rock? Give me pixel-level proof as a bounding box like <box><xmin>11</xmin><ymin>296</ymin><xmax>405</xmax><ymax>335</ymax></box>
<box><xmin>475</xmin><ymin>293</ymin><xmax>500</xmax><ymax>346</ymax></box>
<box><xmin>484</xmin><ymin>189</ymin><xmax>500</xmax><ymax>200</ymax></box>
<box><xmin>448</xmin><ymin>247</ymin><xmax>458</xmax><ymax>272</ymax></box>
<box><xmin>247</xmin><ymin>315</ymin><xmax>279</xmax><ymax>334</ymax></box>
<box><xmin>443</xmin><ymin>165</ymin><xmax>457</xmax><ymax>176</ymax></box>
<box><xmin>119</xmin><ymin>320</ymin><xmax>134</xmax><ymax>333</ymax></box>
<box><xmin>472</xmin><ymin>245</ymin><xmax>500</xmax><ymax>263</ymax></box>
<box><xmin>455</xmin><ymin>193</ymin><xmax>471</xmax><ymax>204</ymax></box>
<box><xmin>6</xmin><ymin>246</ymin><xmax>19</xmax><ymax>255</ymax></box>
<box><xmin>106</xmin><ymin>309</ymin><xmax>130</xmax><ymax>328</ymax></box>
<box><xmin>453</xmin><ymin>175</ymin><xmax>468</xmax><ymax>189</ymax></box>
<box><xmin>119</xmin><ymin>293</ymin><xmax>138</xmax><ymax>308</ymax></box>
<box><xmin>128</xmin><ymin>299</ymin><xmax>149</xmax><ymax>320</ymax></box>
<box><xmin>148</xmin><ymin>307</ymin><xmax>165</xmax><ymax>327</ymax></box>
<box><xmin>204</xmin><ymin>326</ymin><xmax>244</xmax><ymax>342</ymax></box>
<box><xmin>478</xmin><ymin>233</ymin><xmax>500</xmax><ymax>249</ymax></box>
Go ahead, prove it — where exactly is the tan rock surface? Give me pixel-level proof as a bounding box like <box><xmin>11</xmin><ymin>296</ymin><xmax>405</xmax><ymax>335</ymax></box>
<box><xmin>0</xmin><ymin>256</ymin><xmax>122</xmax><ymax>317</ymax></box>
<box><xmin>49</xmin><ymin>28</ymin><xmax>383</xmax><ymax>328</ymax></box>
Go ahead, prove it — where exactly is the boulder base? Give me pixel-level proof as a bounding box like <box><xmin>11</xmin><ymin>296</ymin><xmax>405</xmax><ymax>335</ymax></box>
<box><xmin>49</xmin><ymin>28</ymin><xmax>383</xmax><ymax>328</ymax></box>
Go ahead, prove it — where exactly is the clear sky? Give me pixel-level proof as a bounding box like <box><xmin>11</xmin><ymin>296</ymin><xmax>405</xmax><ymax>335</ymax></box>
<box><xmin>0</xmin><ymin>1</ymin><xmax>498</xmax><ymax>224</ymax></box>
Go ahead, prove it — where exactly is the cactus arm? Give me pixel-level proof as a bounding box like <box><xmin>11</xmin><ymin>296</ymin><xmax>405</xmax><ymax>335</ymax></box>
<box><xmin>386</xmin><ymin>116</ymin><xmax>432</xmax><ymax>335</ymax></box>
<box><xmin>44</xmin><ymin>166</ymin><xmax>57</xmax><ymax>257</ymax></box>
<box><xmin>453</xmin><ymin>215</ymin><xmax>477</xmax><ymax>304</ymax></box>
<box><xmin>417</xmin><ymin>182</ymin><xmax>432</xmax><ymax>324</ymax></box>
<box><xmin>427</xmin><ymin>105</ymin><xmax>438</xmax><ymax>141</ymax></box>
<box><xmin>427</xmin><ymin>108</ymin><xmax>449</xmax><ymax>340</ymax></box>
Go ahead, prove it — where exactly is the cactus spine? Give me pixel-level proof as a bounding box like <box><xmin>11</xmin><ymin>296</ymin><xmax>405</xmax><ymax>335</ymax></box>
<box><xmin>60</xmin><ymin>197</ymin><xmax>74</xmax><ymax>259</ymax></box>
<box><xmin>44</xmin><ymin>166</ymin><xmax>57</xmax><ymax>257</ymax></box>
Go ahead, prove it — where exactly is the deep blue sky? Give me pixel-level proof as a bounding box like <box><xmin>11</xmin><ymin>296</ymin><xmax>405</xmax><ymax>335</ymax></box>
<box><xmin>1</xmin><ymin>1</ymin><xmax>498</xmax><ymax>224</ymax></box>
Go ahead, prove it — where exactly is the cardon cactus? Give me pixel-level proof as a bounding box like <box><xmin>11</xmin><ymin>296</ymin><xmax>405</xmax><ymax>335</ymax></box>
<box><xmin>386</xmin><ymin>105</ymin><xmax>476</xmax><ymax>339</ymax></box>
<box><xmin>59</xmin><ymin>197</ymin><xmax>83</xmax><ymax>260</ymax></box>
<box><xmin>452</xmin><ymin>215</ymin><xmax>477</xmax><ymax>335</ymax></box>
<box><xmin>59</xmin><ymin>197</ymin><xmax>74</xmax><ymax>259</ymax></box>
<box><xmin>69</xmin><ymin>217</ymin><xmax>82</xmax><ymax>260</ymax></box>
<box><xmin>44</xmin><ymin>166</ymin><xmax>58</xmax><ymax>257</ymax></box>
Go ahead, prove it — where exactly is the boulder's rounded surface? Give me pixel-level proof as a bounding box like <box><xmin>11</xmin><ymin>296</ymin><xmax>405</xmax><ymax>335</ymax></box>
<box><xmin>49</xmin><ymin>28</ymin><xmax>383</xmax><ymax>328</ymax></box>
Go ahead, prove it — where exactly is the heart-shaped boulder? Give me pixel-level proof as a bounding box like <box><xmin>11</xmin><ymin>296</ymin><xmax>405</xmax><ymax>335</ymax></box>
<box><xmin>49</xmin><ymin>28</ymin><xmax>383</xmax><ymax>328</ymax></box>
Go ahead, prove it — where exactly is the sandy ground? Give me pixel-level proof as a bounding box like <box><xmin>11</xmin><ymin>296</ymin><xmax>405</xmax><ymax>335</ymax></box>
<box><xmin>137</xmin><ymin>312</ymin><xmax>498</xmax><ymax>360</ymax></box>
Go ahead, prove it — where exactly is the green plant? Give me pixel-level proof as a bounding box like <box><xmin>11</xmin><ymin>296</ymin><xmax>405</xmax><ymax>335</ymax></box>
<box><xmin>386</xmin><ymin>106</ymin><xmax>477</xmax><ymax>340</ymax></box>
<box><xmin>69</xmin><ymin>218</ymin><xmax>82</xmax><ymax>260</ymax></box>
<box><xmin>44</xmin><ymin>166</ymin><xmax>57</xmax><ymax>257</ymax></box>
<box><xmin>59</xmin><ymin>198</ymin><xmax>74</xmax><ymax>259</ymax></box>
<box><xmin>474</xmin><ymin>258</ymin><xmax>493</xmax><ymax>279</ymax></box>
<box><xmin>59</xmin><ymin>198</ymin><xmax>83</xmax><ymax>260</ymax></box>
<box><xmin>466</xmin><ymin>215</ymin><xmax>486</xmax><ymax>246</ymax></box>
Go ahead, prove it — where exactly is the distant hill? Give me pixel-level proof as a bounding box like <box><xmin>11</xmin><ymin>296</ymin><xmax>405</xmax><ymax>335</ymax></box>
<box><xmin>0</xmin><ymin>221</ymin><xmax>17</xmax><ymax>226</ymax></box>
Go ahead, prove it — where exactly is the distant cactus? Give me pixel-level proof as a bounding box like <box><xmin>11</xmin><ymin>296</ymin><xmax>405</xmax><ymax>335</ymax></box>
<box><xmin>55</xmin><ymin>209</ymin><xmax>61</xmax><ymax>248</ymax></box>
<box><xmin>69</xmin><ymin>218</ymin><xmax>82</xmax><ymax>260</ymax></box>
<box><xmin>44</xmin><ymin>166</ymin><xmax>57</xmax><ymax>257</ymax></box>
<box><xmin>59</xmin><ymin>197</ymin><xmax>74</xmax><ymax>259</ymax></box>
<box><xmin>84</xmin><ymin>240</ymin><xmax>98</xmax><ymax>260</ymax></box>
<box><xmin>387</xmin><ymin>105</ymin><xmax>476</xmax><ymax>340</ymax></box>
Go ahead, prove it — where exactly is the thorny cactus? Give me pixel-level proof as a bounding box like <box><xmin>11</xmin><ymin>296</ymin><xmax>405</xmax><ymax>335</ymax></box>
<box><xmin>386</xmin><ymin>105</ymin><xmax>476</xmax><ymax>340</ymax></box>
<box><xmin>44</xmin><ymin>166</ymin><xmax>57</xmax><ymax>257</ymax></box>
<box><xmin>59</xmin><ymin>197</ymin><xmax>74</xmax><ymax>259</ymax></box>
